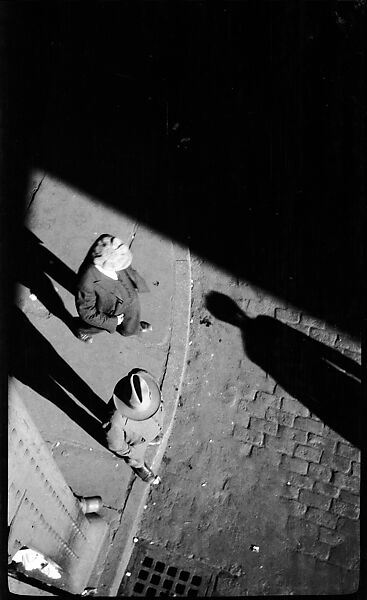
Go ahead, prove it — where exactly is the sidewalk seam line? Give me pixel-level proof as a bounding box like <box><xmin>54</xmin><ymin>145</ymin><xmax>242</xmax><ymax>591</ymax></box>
<box><xmin>25</xmin><ymin>172</ymin><xmax>46</xmax><ymax>214</ymax></box>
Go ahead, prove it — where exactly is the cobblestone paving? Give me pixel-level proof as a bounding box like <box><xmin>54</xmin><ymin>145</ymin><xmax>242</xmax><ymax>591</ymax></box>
<box><xmin>225</xmin><ymin>285</ymin><xmax>361</xmax><ymax>575</ymax></box>
<box><xmin>132</xmin><ymin>257</ymin><xmax>361</xmax><ymax>595</ymax></box>
<box><xmin>234</xmin><ymin>375</ymin><xmax>361</xmax><ymax>567</ymax></box>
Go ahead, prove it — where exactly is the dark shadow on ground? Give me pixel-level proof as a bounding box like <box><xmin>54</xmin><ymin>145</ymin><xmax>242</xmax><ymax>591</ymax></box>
<box><xmin>206</xmin><ymin>292</ymin><xmax>362</xmax><ymax>448</ymax></box>
<box><xmin>8</xmin><ymin>568</ymin><xmax>75</xmax><ymax>599</ymax></box>
<box><xmin>4</xmin><ymin>2</ymin><xmax>364</xmax><ymax>339</ymax></box>
<box><xmin>9</xmin><ymin>306</ymin><xmax>109</xmax><ymax>443</ymax></box>
<box><xmin>21</xmin><ymin>228</ymin><xmax>77</xmax><ymax>294</ymax></box>
<box><xmin>16</xmin><ymin>228</ymin><xmax>77</xmax><ymax>335</ymax></box>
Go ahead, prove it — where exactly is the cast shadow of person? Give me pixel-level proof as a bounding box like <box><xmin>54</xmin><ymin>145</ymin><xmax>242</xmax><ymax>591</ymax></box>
<box><xmin>10</xmin><ymin>306</ymin><xmax>109</xmax><ymax>445</ymax></box>
<box><xmin>15</xmin><ymin>228</ymin><xmax>80</xmax><ymax>335</ymax></box>
<box><xmin>205</xmin><ymin>292</ymin><xmax>362</xmax><ymax>449</ymax></box>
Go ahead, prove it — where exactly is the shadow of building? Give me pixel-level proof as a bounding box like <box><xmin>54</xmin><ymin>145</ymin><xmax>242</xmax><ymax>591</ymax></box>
<box><xmin>15</xmin><ymin>228</ymin><xmax>77</xmax><ymax>335</ymax></box>
<box><xmin>10</xmin><ymin>306</ymin><xmax>108</xmax><ymax>444</ymax></box>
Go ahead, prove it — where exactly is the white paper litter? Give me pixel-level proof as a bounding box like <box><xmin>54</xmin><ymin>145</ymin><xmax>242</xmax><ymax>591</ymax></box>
<box><xmin>12</xmin><ymin>548</ymin><xmax>61</xmax><ymax>579</ymax></box>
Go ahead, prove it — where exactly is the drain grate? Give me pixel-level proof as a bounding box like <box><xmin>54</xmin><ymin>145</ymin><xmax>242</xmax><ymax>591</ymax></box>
<box><xmin>118</xmin><ymin>541</ymin><xmax>217</xmax><ymax>596</ymax></box>
<box><xmin>133</xmin><ymin>555</ymin><xmax>202</xmax><ymax>596</ymax></box>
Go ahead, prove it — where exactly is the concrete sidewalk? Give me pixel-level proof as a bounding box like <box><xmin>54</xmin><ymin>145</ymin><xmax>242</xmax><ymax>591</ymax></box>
<box><xmin>11</xmin><ymin>171</ymin><xmax>191</xmax><ymax>595</ymax></box>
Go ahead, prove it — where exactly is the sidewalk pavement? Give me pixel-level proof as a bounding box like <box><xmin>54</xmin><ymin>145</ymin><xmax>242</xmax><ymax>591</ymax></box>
<box><xmin>11</xmin><ymin>170</ymin><xmax>191</xmax><ymax>595</ymax></box>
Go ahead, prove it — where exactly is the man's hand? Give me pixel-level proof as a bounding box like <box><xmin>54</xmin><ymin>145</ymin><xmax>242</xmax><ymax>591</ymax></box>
<box><xmin>117</xmin><ymin>314</ymin><xmax>124</xmax><ymax>325</ymax></box>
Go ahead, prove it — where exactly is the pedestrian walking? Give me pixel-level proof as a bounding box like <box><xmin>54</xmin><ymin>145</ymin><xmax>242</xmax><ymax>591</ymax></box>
<box><xmin>103</xmin><ymin>369</ymin><xmax>163</xmax><ymax>484</ymax></box>
<box><xmin>74</xmin><ymin>234</ymin><xmax>152</xmax><ymax>343</ymax></box>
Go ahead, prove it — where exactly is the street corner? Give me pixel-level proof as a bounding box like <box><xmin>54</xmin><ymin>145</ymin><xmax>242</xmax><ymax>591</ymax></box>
<box><xmin>95</xmin><ymin>248</ymin><xmax>191</xmax><ymax>596</ymax></box>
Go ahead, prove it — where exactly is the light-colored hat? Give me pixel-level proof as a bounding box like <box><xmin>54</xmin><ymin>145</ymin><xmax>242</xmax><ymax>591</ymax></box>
<box><xmin>90</xmin><ymin>234</ymin><xmax>132</xmax><ymax>271</ymax></box>
<box><xmin>113</xmin><ymin>370</ymin><xmax>162</xmax><ymax>421</ymax></box>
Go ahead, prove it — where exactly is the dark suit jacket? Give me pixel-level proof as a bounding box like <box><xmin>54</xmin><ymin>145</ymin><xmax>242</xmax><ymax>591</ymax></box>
<box><xmin>75</xmin><ymin>264</ymin><xmax>149</xmax><ymax>333</ymax></box>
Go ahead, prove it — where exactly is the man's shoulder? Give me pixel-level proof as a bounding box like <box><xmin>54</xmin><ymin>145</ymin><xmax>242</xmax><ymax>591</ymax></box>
<box><xmin>118</xmin><ymin>266</ymin><xmax>134</xmax><ymax>279</ymax></box>
<box><xmin>77</xmin><ymin>264</ymin><xmax>100</xmax><ymax>288</ymax></box>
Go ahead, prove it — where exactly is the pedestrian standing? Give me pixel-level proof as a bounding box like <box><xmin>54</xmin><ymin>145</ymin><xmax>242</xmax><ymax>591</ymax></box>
<box><xmin>75</xmin><ymin>234</ymin><xmax>152</xmax><ymax>343</ymax></box>
<box><xmin>103</xmin><ymin>369</ymin><xmax>163</xmax><ymax>484</ymax></box>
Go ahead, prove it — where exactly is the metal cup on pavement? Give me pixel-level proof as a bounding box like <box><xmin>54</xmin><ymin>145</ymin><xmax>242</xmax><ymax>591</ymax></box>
<box><xmin>79</xmin><ymin>496</ymin><xmax>103</xmax><ymax>514</ymax></box>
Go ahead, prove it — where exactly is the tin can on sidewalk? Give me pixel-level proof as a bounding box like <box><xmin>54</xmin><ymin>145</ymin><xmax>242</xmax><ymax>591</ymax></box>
<box><xmin>79</xmin><ymin>496</ymin><xmax>103</xmax><ymax>514</ymax></box>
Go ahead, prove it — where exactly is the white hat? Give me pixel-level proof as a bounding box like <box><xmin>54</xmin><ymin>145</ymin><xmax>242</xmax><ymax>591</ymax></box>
<box><xmin>113</xmin><ymin>370</ymin><xmax>162</xmax><ymax>421</ymax></box>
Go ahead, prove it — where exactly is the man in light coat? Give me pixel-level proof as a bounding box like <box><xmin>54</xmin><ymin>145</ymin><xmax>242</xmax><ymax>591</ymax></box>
<box><xmin>103</xmin><ymin>369</ymin><xmax>163</xmax><ymax>485</ymax></box>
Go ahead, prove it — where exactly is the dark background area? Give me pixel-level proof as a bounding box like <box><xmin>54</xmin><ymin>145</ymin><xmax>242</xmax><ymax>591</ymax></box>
<box><xmin>1</xmin><ymin>4</ymin><xmax>364</xmax><ymax>593</ymax></box>
<box><xmin>2</xmin><ymin>1</ymin><xmax>365</xmax><ymax>338</ymax></box>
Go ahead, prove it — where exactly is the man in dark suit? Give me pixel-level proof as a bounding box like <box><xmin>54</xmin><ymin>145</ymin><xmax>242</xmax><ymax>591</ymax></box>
<box><xmin>75</xmin><ymin>234</ymin><xmax>152</xmax><ymax>343</ymax></box>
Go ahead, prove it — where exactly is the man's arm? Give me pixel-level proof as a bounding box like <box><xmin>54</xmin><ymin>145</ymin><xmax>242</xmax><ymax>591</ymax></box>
<box><xmin>76</xmin><ymin>286</ymin><xmax>118</xmax><ymax>333</ymax></box>
<box><xmin>125</xmin><ymin>267</ymin><xmax>150</xmax><ymax>293</ymax></box>
<box><xmin>105</xmin><ymin>411</ymin><xmax>145</xmax><ymax>468</ymax></box>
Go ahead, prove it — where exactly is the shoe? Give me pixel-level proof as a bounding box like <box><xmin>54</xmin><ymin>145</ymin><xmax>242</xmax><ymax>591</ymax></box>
<box><xmin>149</xmin><ymin>434</ymin><xmax>163</xmax><ymax>446</ymax></box>
<box><xmin>133</xmin><ymin>464</ymin><xmax>160</xmax><ymax>484</ymax></box>
<box><xmin>140</xmin><ymin>321</ymin><xmax>152</xmax><ymax>332</ymax></box>
<box><xmin>77</xmin><ymin>333</ymin><xmax>93</xmax><ymax>344</ymax></box>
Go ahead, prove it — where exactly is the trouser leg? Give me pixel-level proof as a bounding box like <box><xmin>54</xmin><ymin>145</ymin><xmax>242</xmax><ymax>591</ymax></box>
<box><xmin>123</xmin><ymin>442</ymin><xmax>148</xmax><ymax>469</ymax></box>
<box><xmin>116</xmin><ymin>297</ymin><xmax>141</xmax><ymax>336</ymax></box>
<box><xmin>126</xmin><ymin>443</ymin><xmax>159</xmax><ymax>484</ymax></box>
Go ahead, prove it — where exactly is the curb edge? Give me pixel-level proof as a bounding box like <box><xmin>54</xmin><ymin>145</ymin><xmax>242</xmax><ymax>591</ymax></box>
<box><xmin>98</xmin><ymin>244</ymin><xmax>191</xmax><ymax>596</ymax></box>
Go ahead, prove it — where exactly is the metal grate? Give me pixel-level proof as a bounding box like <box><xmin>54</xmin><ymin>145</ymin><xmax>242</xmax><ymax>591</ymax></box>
<box><xmin>118</xmin><ymin>542</ymin><xmax>216</xmax><ymax>597</ymax></box>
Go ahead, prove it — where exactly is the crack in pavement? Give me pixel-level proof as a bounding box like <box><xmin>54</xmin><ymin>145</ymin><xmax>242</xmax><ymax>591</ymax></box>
<box><xmin>25</xmin><ymin>173</ymin><xmax>46</xmax><ymax>213</ymax></box>
<box><xmin>109</xmin><ymin>474</ymin><xmax>136</xmax><ymax>546</ymax></box>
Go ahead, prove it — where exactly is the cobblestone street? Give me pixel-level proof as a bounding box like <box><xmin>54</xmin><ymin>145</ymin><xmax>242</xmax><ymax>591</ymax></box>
<box><xmin>120</xmin><ymin>256</ymin><xmax>361</xmax><ymax>596</ymax></box>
